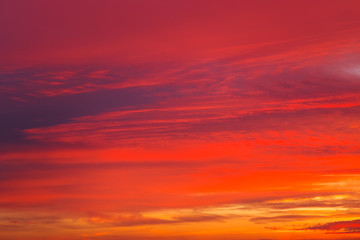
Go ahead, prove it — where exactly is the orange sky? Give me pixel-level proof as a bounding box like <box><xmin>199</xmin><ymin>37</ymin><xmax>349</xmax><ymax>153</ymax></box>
<box><xmin>1</xmin><ymin>1</ymin><xmax>360</xmax><ymax>239</ymax></box>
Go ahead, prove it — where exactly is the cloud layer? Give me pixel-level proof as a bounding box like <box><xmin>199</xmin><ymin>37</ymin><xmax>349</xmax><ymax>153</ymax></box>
<box><xmin>1</xmin><ymin>0</ymin><xmax>360</xmax><ymax>239</ymax></box>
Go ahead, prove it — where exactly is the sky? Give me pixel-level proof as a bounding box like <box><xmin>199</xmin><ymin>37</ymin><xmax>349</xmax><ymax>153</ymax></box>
<box><xmin>1</xmin><ymin>0</ymin><xmax>360</xmax><ymax>239</ymax></box>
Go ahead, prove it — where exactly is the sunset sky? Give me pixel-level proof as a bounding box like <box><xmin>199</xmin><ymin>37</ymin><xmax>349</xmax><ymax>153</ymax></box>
<box><xmin>1</xmin><ymin>1</ymin><xmax>360</xmax><ymax>239</ymax></box>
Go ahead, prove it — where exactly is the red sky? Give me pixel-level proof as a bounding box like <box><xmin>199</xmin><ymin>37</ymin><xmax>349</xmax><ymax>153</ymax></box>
<box><xmin>1</xmin><ymin>1</ymin><xmax>360</xmax><ymax>239</ymax></box>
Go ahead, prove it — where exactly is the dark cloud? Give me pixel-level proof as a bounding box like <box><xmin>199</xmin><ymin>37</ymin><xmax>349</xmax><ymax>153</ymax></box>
<box><xmin>0</xmin><ymin>68</ymin><xmax>157</xmax><ymax>146</ymax></box>
<box><xmin>303</xmin><ymin>219</ymin><xmax>360</xmax><ymax>233</ymax></box>
<box><xmin>2</xmin><ymin>41</ymin><xmax>360</xmax><ymax>148</ymax></box>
